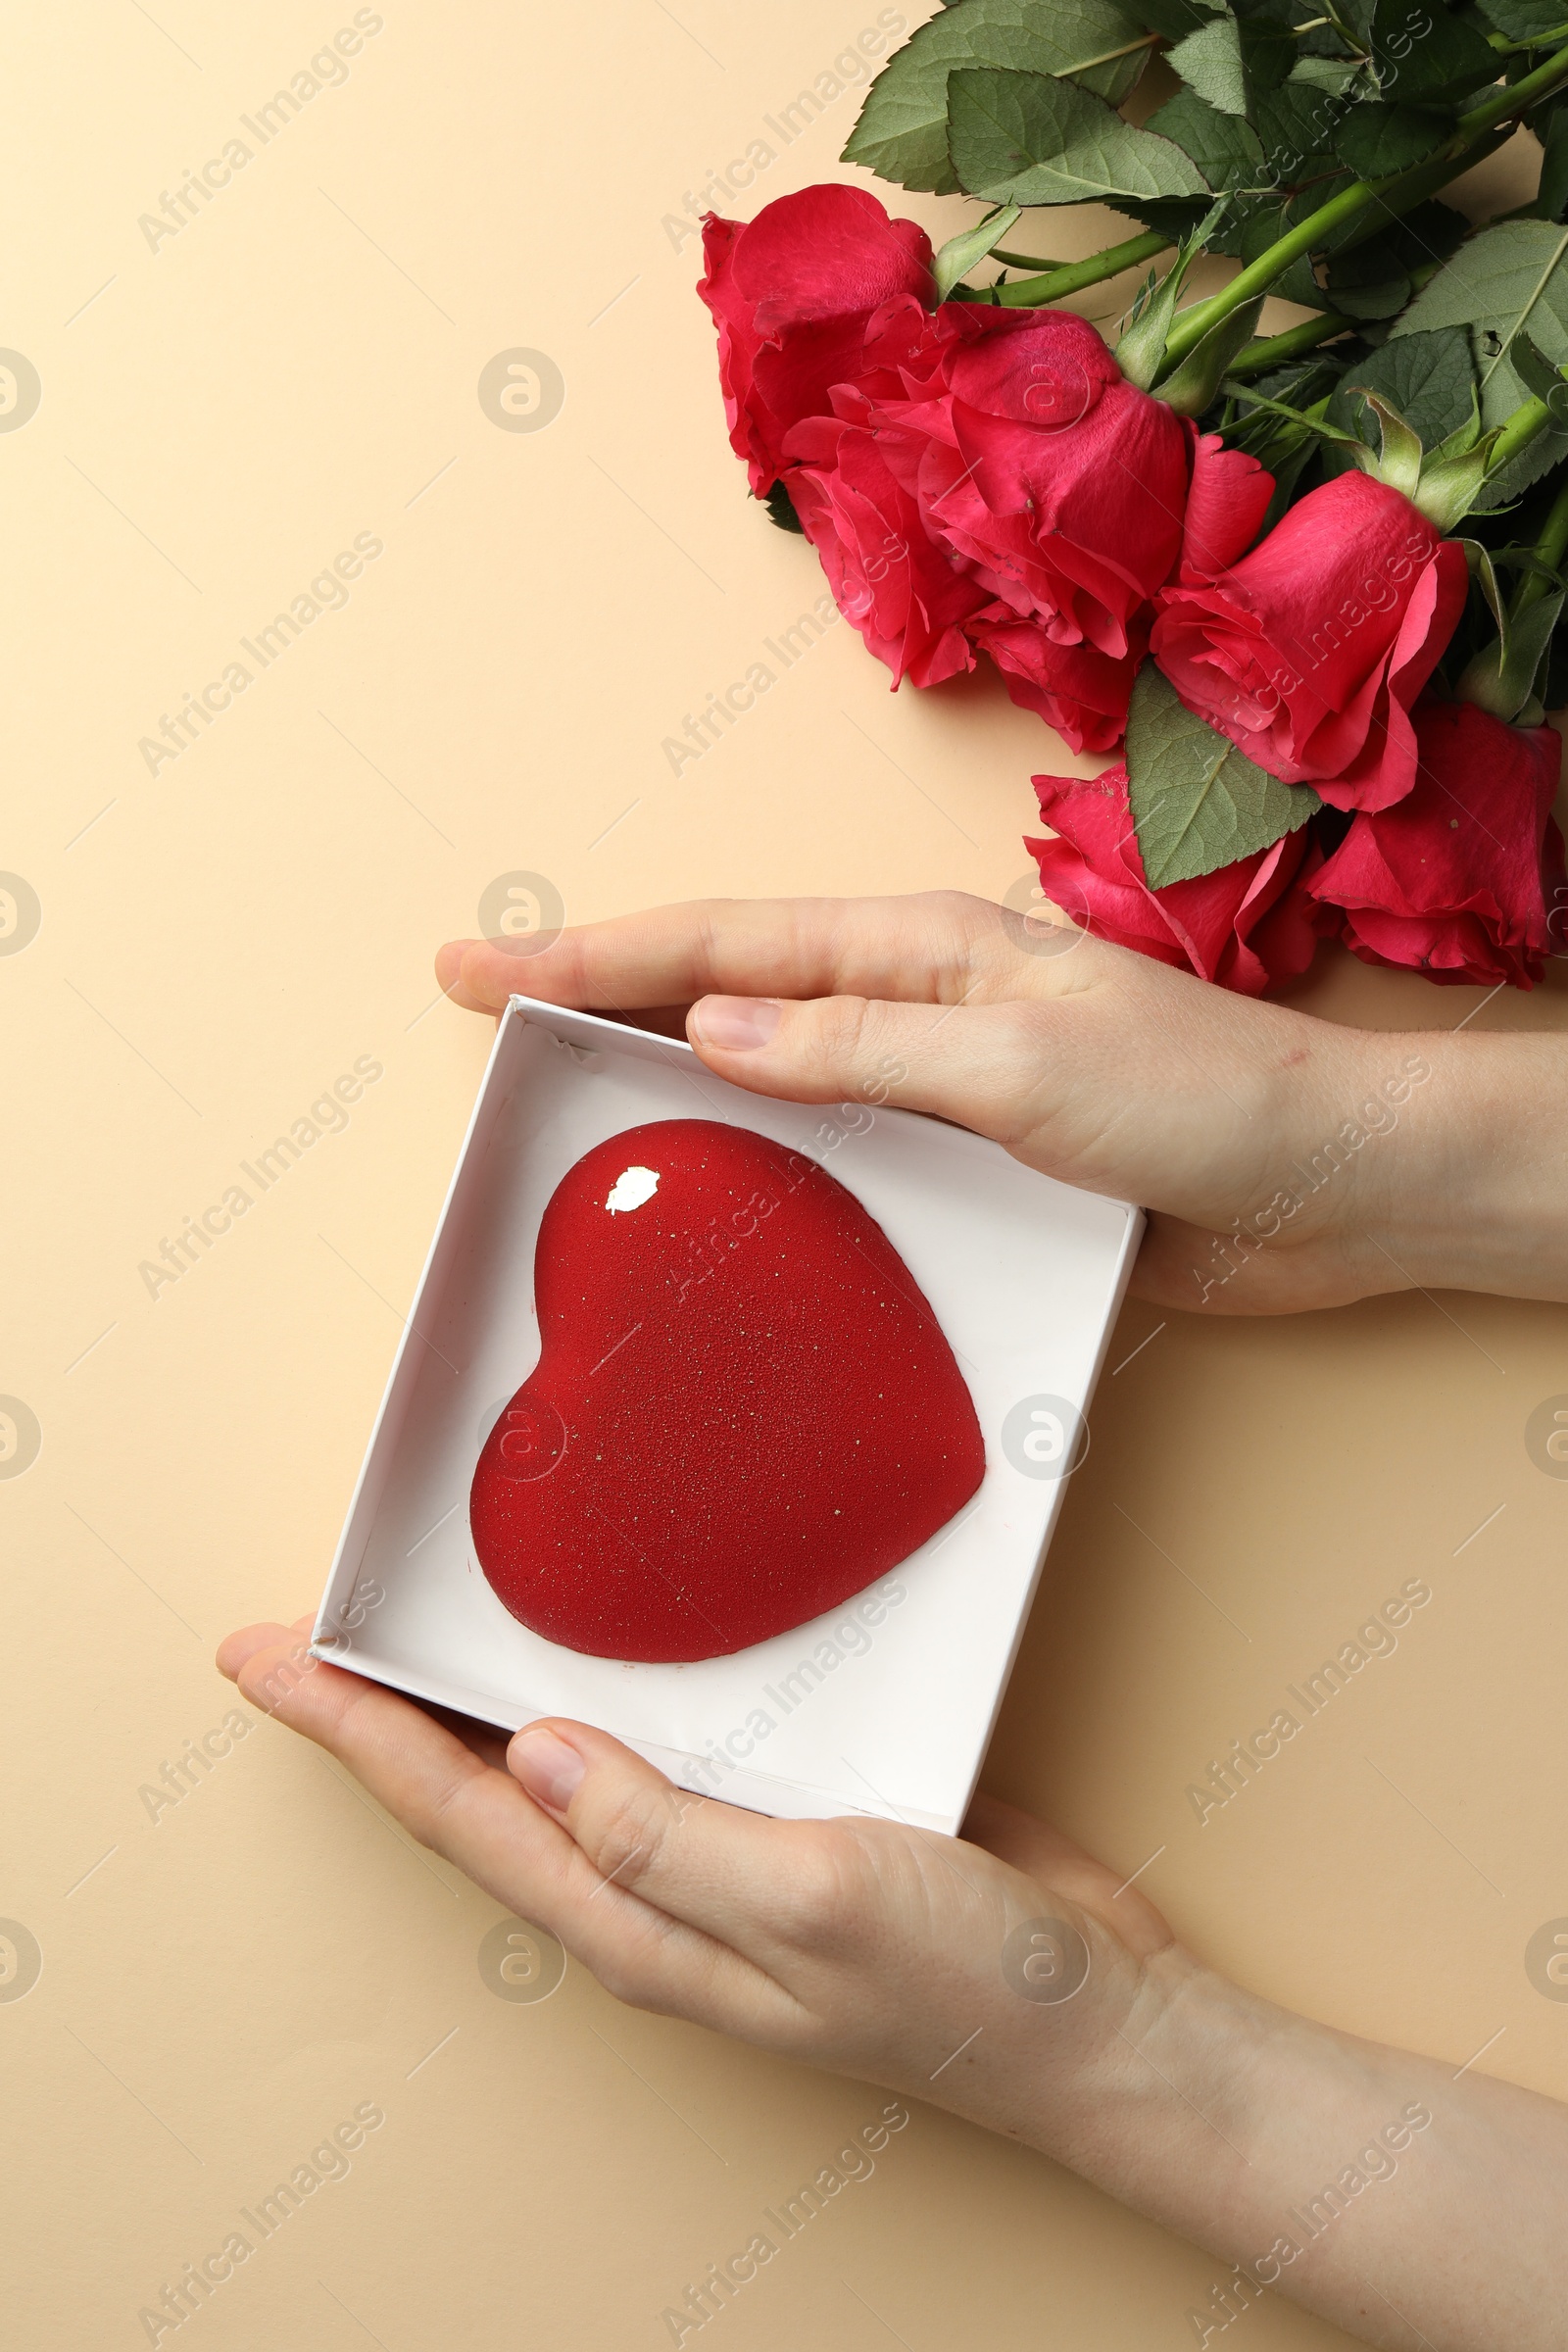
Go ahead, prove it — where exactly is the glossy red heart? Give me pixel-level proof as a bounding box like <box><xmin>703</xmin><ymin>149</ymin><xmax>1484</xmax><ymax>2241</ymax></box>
<box><xmin>469</xmin><ymin>1117</ymin><xmax>984</xmax><ymax>1662</ymax></box>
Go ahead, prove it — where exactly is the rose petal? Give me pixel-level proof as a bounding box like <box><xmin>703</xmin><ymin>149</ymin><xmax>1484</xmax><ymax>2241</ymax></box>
<box><xmin>1307</xmin><ymin>698</ymin><xmax>1567</xmax><ymax>986</ymax></box>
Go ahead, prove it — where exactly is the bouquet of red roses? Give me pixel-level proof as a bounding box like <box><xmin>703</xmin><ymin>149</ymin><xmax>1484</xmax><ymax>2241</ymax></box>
<box><xmin>698</xmin><ymin>0</ymin><xmax>1568</xmax><ymax>993</ymax></box>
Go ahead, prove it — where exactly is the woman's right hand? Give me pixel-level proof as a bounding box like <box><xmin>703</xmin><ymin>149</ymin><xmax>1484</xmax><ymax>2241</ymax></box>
<box><xmin>436</xmin><ymin>890</ymin><xmax>1568</xmax><ymax>1314</ymax></box>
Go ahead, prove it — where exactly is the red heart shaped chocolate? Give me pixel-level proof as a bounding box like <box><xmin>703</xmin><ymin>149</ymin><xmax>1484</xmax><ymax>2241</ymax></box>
<box><xmin>469</xmin><ymin>1117</ymin><xmax>984</xmax><ymax>1662</ymax></box>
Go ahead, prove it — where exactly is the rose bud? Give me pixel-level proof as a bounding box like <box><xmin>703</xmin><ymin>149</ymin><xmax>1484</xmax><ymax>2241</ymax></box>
<box><xmin>1150</xmin><ymin>471</ymin><xmax>1468</xmax><ymax>811</ymax></box>
<box><xmin>879</xmin><ymin>307</ymin><xmax>1192</xmax><ymax>665</ymax></box>
<box><xmin>966</xmin><ymin>604</ymin><xmax>1147</xmax><ymax>754</ymax></box>
<box><xmin>957</xmin><ymin>430</ymin><xmax>1269</xmax><ymax>752</ymax></box>
<box><xmin>1175</xmin><ymin>431</ymin><xmax>1276</xmax><ymax>585</ymax></box>
<box><xmin>1026</xmin><ymin>764</ymin><xmax>1324</xmax><ymax>997</ymax></box>
<box><xmin>698</xmin><ymin>185</ymin><xmax>937</xmax><ymax>495</ymax></box>
<box><xmin>785</xmin><ymin>389</ymin><xmax>988</xmax><ymax>689</ymax></box>
<box><xmin>1305</xmin><ymin>696</ymin><xmax>1568</xmax><ymax>987</ymax></box>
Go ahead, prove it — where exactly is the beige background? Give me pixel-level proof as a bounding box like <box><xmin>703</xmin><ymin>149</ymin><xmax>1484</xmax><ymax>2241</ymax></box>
<box><xmin>4</xmin><ymin>4</ymin><xmax>1565</xmax><ymax>2344</ymax></box>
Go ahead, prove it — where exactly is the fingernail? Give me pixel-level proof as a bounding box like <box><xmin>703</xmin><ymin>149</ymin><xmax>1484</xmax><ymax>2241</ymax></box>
<box><xmin>691</xmin><ymin>996</ymin><xmax>782</xmax><ymax>1052</ymax></box>
<box><xmin>510</xmin><ymin>1726</ymin><xmax>586</xmax><ymax>1811</ymax></box>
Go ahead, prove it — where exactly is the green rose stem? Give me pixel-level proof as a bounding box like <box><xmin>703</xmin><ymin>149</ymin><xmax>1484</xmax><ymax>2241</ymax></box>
<box><xmin>1159</xmin><ymin>37</ymin><xmax>1568</xmax><ymax>371</ymax></box>
<box><xmin>1471</xmin><ymin>415</ymin><xmax>1568</xmax><ymax>633</ymax></box>
<box><xmin>981</xmin><ymin>226</ymin><xmax>1171</xmax><ymax>307</ymax></box>
<box><xmin>1534</xmin><ymin>468</ymin><xmax>1568</xmax><ymax>569</ymax></box>
<box><xmin>1326</xmin><ymin>134</ymin><xmax>1507</xmax><ymax>257</ymax></box>
<box><xmin>1224</xmin><ymin>261</ymin><xmax>1444</xmax><ymax>380</ymax></box>
<box><xmin>1441</xmin><ymin>390</ymin><xmax>1561</xmax><ymax>538</ymax></box>
<box><xmin>1490</xmin><ymin>391</ymin><xmax>1558</xmax><ymax>475</ymax></box>
<box><xmin>1225</xmin><ymin>310</ymin><xmax>1355</xmax><ymax>377</ymax></box>
<box><xmin>1514</xmin><ymin>470</ymin><xmax>1568</xmax><ymax>615</ymax></box>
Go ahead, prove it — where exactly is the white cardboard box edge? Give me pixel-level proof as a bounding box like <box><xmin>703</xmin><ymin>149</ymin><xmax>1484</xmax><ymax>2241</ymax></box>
<box><xmin>310</xmin><ymin>992</ymin><xmax>1145</xmax><ymax>1836</ymax></box>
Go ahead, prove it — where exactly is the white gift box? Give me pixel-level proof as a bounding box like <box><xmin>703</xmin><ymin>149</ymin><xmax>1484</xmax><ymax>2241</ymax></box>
<box><xmin>312</xmin><ymin>995</ymin><xmax>1142</xmax><ymax>1836</ymax></box>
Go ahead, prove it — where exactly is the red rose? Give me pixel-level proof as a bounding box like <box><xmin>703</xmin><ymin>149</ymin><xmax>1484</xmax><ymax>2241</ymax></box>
<box><xmin>698</xmin><ymin>187</ymin><xmax>936</xmax><ymax>495</ymax></box>
<box><xmin>1151</xmin><ymin>472</ymin><xmax>1467</xmax><ymax>812</ymax></box>
<box><xmin>1305</xmin><ymin>697</ymin><xmax>1568</xmax><ymax>987</ymax></box>
<box><xmin>1026</xmin><ymin>764</ymin><xmax>1323</xmax><ymax>996</ymax></box>
<box><xmin>958</xmin><ymin>428</ymin><xmax>1267</xmax><ymax>751</ymax></box>
<box><xmin>868</xmin><ymin>307</ymin><xmax>1193</xmax><ymax>663</ymax></box>
<box><xmin>966</xmin><ymin>602</ymin><xmax>1145</xmax><ymax>753</ymax></box>
<box><xmin>1176</xmin><ymin>431</ymin><xmax>1274</xmax><ymax>584</ymax></box>
<box><xmin>785</xmin><ymin>388</ymin><xmax>987</xmax><ymax>688</ymax></box>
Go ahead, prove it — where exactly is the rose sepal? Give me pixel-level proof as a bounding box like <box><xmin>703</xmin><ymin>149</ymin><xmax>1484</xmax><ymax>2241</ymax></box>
<box><xmin>1453</xmin><ymin>537</ymin><xmax>1566</xmax><ymax>723</ymax></box>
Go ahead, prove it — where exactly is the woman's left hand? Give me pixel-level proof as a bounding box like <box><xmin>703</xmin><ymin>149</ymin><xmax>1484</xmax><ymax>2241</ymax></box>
<box><xmin>218</xmin><ymin>1616</ymin><xmax>1568</xmax><ymax>2351</ymax></box>
<box><xmin>216</xmin><ymin>1616</ymin><xmax>1175</xmax><ymax>2144</ymax></box>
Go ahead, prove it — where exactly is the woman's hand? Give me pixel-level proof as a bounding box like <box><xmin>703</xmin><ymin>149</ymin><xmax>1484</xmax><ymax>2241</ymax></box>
<box><xmin>215</xmin><ymin>1617</ymin><xmax>1173</xmax><ymax>2134</ymax></box>
<box><xmin>218</xmin><ymin>1619</ymin><xmax>1568</xmax><ymax>2351</ymax></box>
<box><xmin>435</xmin><ymin>891</ymin><xmax>1568</xmax><ymax>1314</ymax></box>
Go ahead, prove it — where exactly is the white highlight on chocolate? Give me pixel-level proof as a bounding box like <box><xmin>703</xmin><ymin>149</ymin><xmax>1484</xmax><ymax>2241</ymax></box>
<box><xmin>605</xmin><ymin>1165</ymin><xmax>660</xmax><ymax>1214</ymax></box>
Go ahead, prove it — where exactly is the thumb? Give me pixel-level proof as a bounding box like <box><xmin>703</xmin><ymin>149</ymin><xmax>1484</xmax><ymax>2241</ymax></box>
<box><xmin>687</xmin><ymin>991</ymin><xmax>1057</xmax><ymax>1153</ymax></box>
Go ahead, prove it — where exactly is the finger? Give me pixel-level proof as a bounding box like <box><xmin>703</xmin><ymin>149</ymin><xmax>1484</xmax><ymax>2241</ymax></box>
<box><xmin>431</xmin><ymin>943</ymin><xmax>693</xmax><ymax>1041</ymax></box>
<box><xmin>422</xmin><ymin>1700</ymin><xmax>514</xmax><ymax>1773</ymax></box>
<box><xmin>508</xmin><ymin>1717</ymin><xmax>843</xmax><ymax>1963</ymax></box>
<box><xmin>216</xmin><ymin>1611</ymin><xmax>315</xmax><ymax>1678</ymax></box>
<box><xmin>218</xmin><ymin>1628</ymin><xmax>795</xmax><ymax>2034</ymax></box>
<box><xmin>437</xmin><ymin>892</ymin><xmax>1045</xmax><ymax>1020</ymax></box>
<box><xmin>434</xmin><ymin>939</ymin><xmax>499</xmax><ymax>1015</ymax></box>
<box><xmin>220</xmin><ymin>1622</ymin><xmax>563</xmax><ymax>1909</ymax></box>
<box><xmin>685</xmin><ymin>989</ymin><xmax>1094</xmax><ymax>1161</ymax></box>
<box><xmin>963</xmin><ymin>1793</ymin><xmax>1174</xmax><ymax>1959</ymax></box>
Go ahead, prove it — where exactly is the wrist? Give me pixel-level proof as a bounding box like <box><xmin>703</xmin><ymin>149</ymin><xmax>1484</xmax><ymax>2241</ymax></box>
<box><xmin>1006</xmin><ymin>1932</ymin><xmax>1568</xmax><ymax>2349</ymax></box>
<box><xmin>1026</xmin><ymin>1948</ymin><xmax>1405</xmax><ymax>2276</ymax></box>
<box><xmin>1024</xmin><ymin>1947</ymin><xmax>1276</xmax><ymax>2225</ymax></box>
<box><xmin>1357</xmin><ymin>1031</ymin><xmax>1568</xmax><ymax>1303</ymax></box>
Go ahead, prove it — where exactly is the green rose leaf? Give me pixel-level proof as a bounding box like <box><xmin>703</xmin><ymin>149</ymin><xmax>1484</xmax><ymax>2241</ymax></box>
<box><xmin>1321</xmin><ymin>196</ymin><xmax>1464</xmax><ymax>321</ymax></box>
<box><xmin>1166</xmin><ymin>15</ymin><xmax>1250</xmax><ymax>114</ymax></box>
<box><xmin>932</xmin><ymin>200</ymin><xmax>1022</xmax><ymax>298</ymax></box>
<box><xmin>946</xmin><ymin>67</ymin><xmax>1209</xmax><ymax>205</ymax></box>
<box><xmin>1366</xmin><ymin>0</ymin><xmax>1498</xmax><ymax>103</ymax></box>
<box><xmin>1134</xmin><ymin>0</ymin><xmax>1230</xmax><ymax>36</ymax></box>
<box><xmin>1106</xmin><ymin>194</ymin><xmax>1216</xmax><ymax>240</ymax></box>
<box><xmin>1473</xmin><ymin>0</ymin><xmax>1568</xmax><ymax>37</ymax></box>
<box><xmin>842</xmin><ymin>0</ymin><xmax>1154</xmax><ymax>194</ymax></box>
<box><xmin>1392</xmin><ymin>220</ymin><xmax>1568</xmax><ymax>505</ymax></box>
<box><xmin>1290</xmin><ymin>55</ymin><xmax>1361</xmax><ymax>98</ymax></box>
<box><xmin>1332</xmin><ymin>100</ymin><xmax>1447</xmax><ymax>179</ymax></box>
<box><xmin>1167</xmin><ymin>7</ymin><xmax>1298</xmax><ymax>119</ymax></box>
<box><xmin>1145</xmin><ymin>87</ymin><xmax>1266</xmax><ymax>189</ymax></box>
<box><xmin>1540</xmin><ymin>106</ymin><xmax>1568</xmax><ymax>225</ymax></box>
<box><xmin>1322</xmin><ymin>324</ymin><xmax>1476</xmax><ymax>466</ymax></box>
<box><xmin>1251</xmin><ymin>79</ymin><xmax>1348</xmax><ymax>184</ymax></box>
<box><xmin>1323</xmin><ymin>235</ymin><xmax>1413</xmax><ymax>319</ymax></box>
<box><xmin>1126</xmin><ymin>665</ymin><xmax>1319</xmax><ymax>887</ymax></box>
